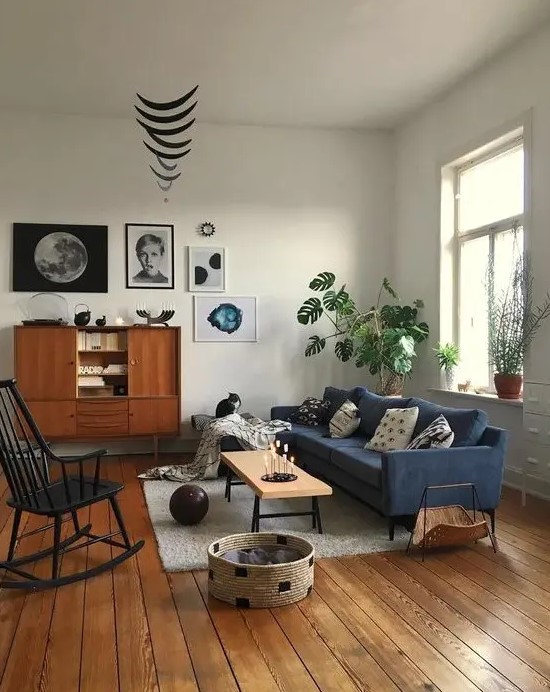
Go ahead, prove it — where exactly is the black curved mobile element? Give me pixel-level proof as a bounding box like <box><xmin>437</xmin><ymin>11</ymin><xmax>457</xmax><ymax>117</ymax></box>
<box><xmin>155</xmin><ymin>155</ymin><xmax>177</xmax><ymax>171</ymax></box>
<box><xmin>149</xmin><ymin>166</ymin><xmax>182</xmax><ymax>182</ymax></box>
<box><xmin>147</xmin><ymin>131</ymin><xmax>192</xmax><ymax>150</ymax></box>
<box><xmin>136</xmin><ymin>85</ymin><xmax>198</xmax><ymax>111</ymax></box>
<box><xmin>143</xmin><ymin>142</ymin><xmax>191</xmax><ymax>160</ymax></box>
<box><xmin>135</xmin><ymin>85</ymin><xmax>198</xmax><ymax>195</ymax></box>
<box><xmin>136</xmin><ymin>118</ymin><xmax>195</xmax><ymax>137</ymax></box>
<box><xmin>134</xmin><ymin>101</ymin><xmax>197</xmax><ymax>124</ymax></box>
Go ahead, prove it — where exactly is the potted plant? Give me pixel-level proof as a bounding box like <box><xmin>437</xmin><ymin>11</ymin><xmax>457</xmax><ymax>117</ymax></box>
<box><xmin>297</xmin><ymin>272</ymin><xmax>429</xmax><ymax>395</ymax></box>
<box><xmin>434</xmin><ymin>342</ymin><xmax>459</xmax><ymax>390</ymax></box>
<box><xmin>488</xmin><ymin>252</ymin><xmax>550</xmax><ymax>399</ymax></box>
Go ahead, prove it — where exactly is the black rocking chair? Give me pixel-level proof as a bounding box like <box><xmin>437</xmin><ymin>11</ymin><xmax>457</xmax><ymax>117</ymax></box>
<box><xmin>0</xmin><ymin>379</ymin><xmax>144</xmax><ymax>590</ymax></box>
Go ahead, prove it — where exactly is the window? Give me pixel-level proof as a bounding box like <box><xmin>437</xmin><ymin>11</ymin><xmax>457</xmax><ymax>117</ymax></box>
<box><xmin>455</xmin><ymin>140</ymin><xmax>524</xmax><ymax>390</ymax></box>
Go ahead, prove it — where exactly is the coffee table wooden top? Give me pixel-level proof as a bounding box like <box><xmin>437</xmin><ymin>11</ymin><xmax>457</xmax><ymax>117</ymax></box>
<box><xmin>221</xmin><ymin>450</ymin><xmax>333</xmax><ymax>500</ymax></box>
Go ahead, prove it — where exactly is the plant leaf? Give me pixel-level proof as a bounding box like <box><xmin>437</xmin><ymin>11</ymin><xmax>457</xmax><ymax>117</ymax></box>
<box><xmin>323</xmin><ymin>287</ymin><xmax>350</xmax><ymax>312</ymax></box>
<box><xmin>382</xmin><ymin>277</ymin><xmax>399</xmax><ymax>300</ymax></box>
<box><xmin>297</xmin><ymin>297</ymin><xmax>323</xmax><ymax>325</ymax></box>
<box><xmin>305</xmin><ymin>335</ymin><xmax>326</xmax><ymax>357</ymax></box>
<box><xmin>335</xmin><ymin>338</ymin><xmax>354</xmax><ymax>362</ymax></box>
<box><xmin>309</xmin><ymin>272</ymin><xmax>336</xmax><ymax>291</ymax></box>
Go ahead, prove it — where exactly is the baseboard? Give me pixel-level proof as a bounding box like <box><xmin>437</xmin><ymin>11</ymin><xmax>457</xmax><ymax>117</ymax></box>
<box><xmin>503</xmin><ymin>466</ymin><xmax>550</xmax><ymax>501</ymax></box>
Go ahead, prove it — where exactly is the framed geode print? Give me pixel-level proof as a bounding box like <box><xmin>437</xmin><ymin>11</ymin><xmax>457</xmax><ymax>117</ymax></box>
<box><xmin>188</xmin><ymin>246</ymin><xmax>225</xmax><ymax>292</ymax></box>
<box><xmin>125</xmin><ymin>223</ymin><xmax>174</xmax><ymax>289</ymax></box>
<box><xmin>194</xmin><ymin>296</ymin><xmax>257</xmax><ymax>342</ymax></box>
<box><xmin>12</xmin><ymin>223</ymin><xmax>108</xmax><ymax>292</ymax></box>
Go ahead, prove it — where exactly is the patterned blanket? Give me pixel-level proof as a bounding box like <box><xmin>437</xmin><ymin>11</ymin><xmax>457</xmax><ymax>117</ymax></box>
<box><xmin>138</xmin><ymin>413</ymin><xmax>291</xmax><ymax>482</ymax></box>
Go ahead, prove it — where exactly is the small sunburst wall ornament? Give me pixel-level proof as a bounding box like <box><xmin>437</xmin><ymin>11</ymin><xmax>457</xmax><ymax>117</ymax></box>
<box><xmin>197</xmin><ymin>222</ymin><xmax>216</xmax><ymax>237</ymax></box>
<box><xmin>134</xmin><ymin>85</ymin><xmax>198</xmax><ymax>199</ymax></box>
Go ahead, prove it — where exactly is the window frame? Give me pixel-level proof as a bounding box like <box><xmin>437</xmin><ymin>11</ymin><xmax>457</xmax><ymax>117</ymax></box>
<box><xmin>453</xmin><ymin>138</ymin><xmax>524</xmax><ymax>391</ymax></box>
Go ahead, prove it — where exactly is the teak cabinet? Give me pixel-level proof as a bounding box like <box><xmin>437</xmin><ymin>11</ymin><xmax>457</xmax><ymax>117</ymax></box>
<box><xmin>14</xmin><ymin>325</ymin><xmax>181</xmax><ymax>441</ymax></box>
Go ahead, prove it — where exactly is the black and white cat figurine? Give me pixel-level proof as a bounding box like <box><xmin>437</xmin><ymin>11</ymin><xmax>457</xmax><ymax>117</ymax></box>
<box><xmin>215</xmin><ymin>392</ymin><xmax>241</xmax><ymax>418</ymax></box>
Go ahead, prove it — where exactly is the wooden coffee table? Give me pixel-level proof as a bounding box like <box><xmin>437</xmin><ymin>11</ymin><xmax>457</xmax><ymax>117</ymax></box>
<box><xmin>220</xmin><ymin>450</ymin><xmax>333</xmax><ymax>533</ymax></box>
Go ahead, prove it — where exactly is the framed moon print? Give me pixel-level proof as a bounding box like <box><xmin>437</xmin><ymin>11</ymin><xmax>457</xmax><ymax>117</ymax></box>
<box><xmin>12</xmin><ymin>223</ymin><xmax>108</xmax><ymax>292</ymax></box>
<box><xmin>194</xmin><ymin>296</ymin><xmax>257</xmax><ymax>342</ymax></box>
<box><xmin>125</xmin><ymin>223</ymin><xmax>174</xmax><ymax>289</ymax></box>
<box><xmin>188</xmin><ymin>246</ymin><xmax>225</xmax><ymax>292</ymax></box>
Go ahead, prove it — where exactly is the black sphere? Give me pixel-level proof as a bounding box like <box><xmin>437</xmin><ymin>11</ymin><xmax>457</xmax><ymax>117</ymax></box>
<box><xmin>169</xmin><ymin>484</ymin><xmax>209</xmax><ymax>526</ymax></box>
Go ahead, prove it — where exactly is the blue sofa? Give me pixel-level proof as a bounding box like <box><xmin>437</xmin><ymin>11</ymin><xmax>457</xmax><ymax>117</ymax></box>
<box><xmin>268</xmin><ymin>386</ymin><xmax>507</xmax><ymax>539</ymax></box>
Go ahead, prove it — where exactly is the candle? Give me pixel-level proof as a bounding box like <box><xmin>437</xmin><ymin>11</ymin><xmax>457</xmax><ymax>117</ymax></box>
<box><xmin>283</xmin><ymin>453</ymin><xmax>287</xmax><ymax>473</ymax></box>
<box><xmin>264</xmin><ymin>460</ymin><xmax>268</xmax><ymax>476</ymax></box>
<box><xmin>276</xmin><ymin>440</ymin><xmax>280</xmax><ymax>449</ymax></box>
<box><xmin>284</xmin><ymin>443</ymin><xmax>288</xmax><ymax>454</ymax></box>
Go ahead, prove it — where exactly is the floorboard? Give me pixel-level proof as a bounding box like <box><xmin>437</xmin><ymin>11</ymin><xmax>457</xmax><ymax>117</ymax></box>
<box><xmin>0</xmin><ymin>460</ymin><xmax>550</xmax><ymax>692</ymax></box>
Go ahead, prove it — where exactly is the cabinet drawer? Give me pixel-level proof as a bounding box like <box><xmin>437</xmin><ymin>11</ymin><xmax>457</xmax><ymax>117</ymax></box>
<box><xmin>76</xmin><ymin>400</ymin><xmax>129</xmax><ymax>436</ymax></box>
<box><xmin>524</xmin><ymin>413</ymin><xmax>550</xmax><ymax>446</ymax></box>
<box><xmin>523</xmin><ymin>383</ymin><xmax>548</xmax><ymax>414</ymax></box>
<box><xmin>524</xmin><ymin>442</ymin><xmax>550</xmax><ymax>480</ymax></box>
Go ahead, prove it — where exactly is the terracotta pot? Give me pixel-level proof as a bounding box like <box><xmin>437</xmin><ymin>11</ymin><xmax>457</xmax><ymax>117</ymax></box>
<box><xmin>494</xmin><ymin>373</ymin><xmax>523</xmax><ymax>400</ymax></box>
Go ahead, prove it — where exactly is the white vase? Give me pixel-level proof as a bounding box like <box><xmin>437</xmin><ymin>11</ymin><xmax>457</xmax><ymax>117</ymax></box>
<box><xmin>445</xmin><ymin>368</ymin><xmax>455</xmax><ymax>390</ymax></box>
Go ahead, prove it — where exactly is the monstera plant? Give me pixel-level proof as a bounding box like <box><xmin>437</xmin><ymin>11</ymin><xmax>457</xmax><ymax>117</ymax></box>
<box><xmin>297</xmin><ymin>272</ymin><xmax>429</xmax><ymax>395</ymax></box>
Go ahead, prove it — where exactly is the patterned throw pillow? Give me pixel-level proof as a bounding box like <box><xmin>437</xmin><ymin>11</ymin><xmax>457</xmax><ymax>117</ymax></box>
<box><xmin>365</xmin><ymin>407</ymin><xmax>419</xmax><ymax>452</ymax></box>
<box><xmin>288</xmin><ymin>397</ymin><xmax>331</xmax><ymax>426</ymax></box>
<box><xmin>329</xmin><ymin>400</ymin><xmax>360</xmax><ymax>438</ymax></box>
<box><xmin>406</xmin><ymin>414</ymin><xmax>454</xmax><ymax>449</ymax></box>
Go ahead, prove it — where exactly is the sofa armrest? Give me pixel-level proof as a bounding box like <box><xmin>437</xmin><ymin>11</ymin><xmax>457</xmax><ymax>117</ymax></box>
<box><xmin>271</xmin><ymin>405</ymin><xmax>299</xmax><ymax>421</ymax></box>
<box><xmin>382</xmin><ymin>431</ymin><xmax>507</xmax><ymax>517</ymax></box>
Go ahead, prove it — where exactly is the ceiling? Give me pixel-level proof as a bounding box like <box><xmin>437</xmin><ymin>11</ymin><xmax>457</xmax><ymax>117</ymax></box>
<box><xmin>1</xmin><ymin>0</ymin><xmax>549</xmax><ymax>129</ymax></box>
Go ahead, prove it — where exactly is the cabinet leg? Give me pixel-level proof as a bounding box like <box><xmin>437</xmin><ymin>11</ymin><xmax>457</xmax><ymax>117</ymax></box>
<box><xmin>153</xmin><ymin>435</ymin><xmax>159</xmax><ymax>464</ymax></box>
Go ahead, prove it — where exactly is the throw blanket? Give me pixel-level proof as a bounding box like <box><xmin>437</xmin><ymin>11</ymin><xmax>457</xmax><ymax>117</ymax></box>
<box><xmin>138</xmin><ymin>413</ymin><xmax>291</xmax><ymax>481</ymax></box>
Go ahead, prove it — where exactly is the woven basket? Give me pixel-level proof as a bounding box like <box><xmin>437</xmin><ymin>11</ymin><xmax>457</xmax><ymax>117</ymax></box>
<box><xmin>207</xmin><ymin>533</ymin><xmax>314</xmax><ymax>608</ymax></box>
<box><xmin>412</xmin><ymin>505</ymin><xmax>490</xmax><ymax>548</ymax></box>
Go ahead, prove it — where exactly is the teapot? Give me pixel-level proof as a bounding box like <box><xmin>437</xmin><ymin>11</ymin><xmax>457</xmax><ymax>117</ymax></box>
<box><xmin>74</xmin><ymin>303</ymin><xmax>91</xmax><ymax>326</ymax></box>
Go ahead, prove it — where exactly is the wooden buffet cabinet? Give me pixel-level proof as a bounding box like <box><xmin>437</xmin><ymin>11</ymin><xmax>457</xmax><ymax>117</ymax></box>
<box><xmin>14</xmin><ymin>325</ymin><xmax>181</xmax><ymax>443</ymax></box>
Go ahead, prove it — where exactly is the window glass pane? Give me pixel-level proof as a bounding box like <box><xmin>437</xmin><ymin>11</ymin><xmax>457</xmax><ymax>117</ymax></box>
<box><xmin>493</xmin><ymin>227</ymin><xmax>523</xmax><ymax>298</ymax></box>
<box><xmin>458</xmin><ymin>145</ymin><xmax>523</xmax><ymax>232</ymax></box>
<box><xmin>459</xmin><ymin>235</ymin><xmax>489</xmax><ymax>388</ymax></box>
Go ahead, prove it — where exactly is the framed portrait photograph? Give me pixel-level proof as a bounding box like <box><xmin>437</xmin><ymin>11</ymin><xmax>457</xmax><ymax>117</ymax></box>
<box><xmin>194</xmin><ymin>296</ymin><xmax>257</xmax><ymax>342</ymax></box>
<box><xmin>125</xmin><ymin>223</ymin><xmax>174</xmax><ymax>289</ymax></box>
<box><xmin>188</xmin><ymin>246</ymin><xmax>225</xmax><ymax>292</ymax></box>
<box><xmin>12</xmin><ymin>223</ymin><xmax>108</xmax><ymax>292</ymax></box>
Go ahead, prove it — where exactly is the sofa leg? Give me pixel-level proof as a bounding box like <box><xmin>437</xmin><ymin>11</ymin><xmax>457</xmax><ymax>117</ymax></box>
<box><xmin>388</xmin><ymin>519</ymin><xmax>395</xmax><ymax>541</ymax></box>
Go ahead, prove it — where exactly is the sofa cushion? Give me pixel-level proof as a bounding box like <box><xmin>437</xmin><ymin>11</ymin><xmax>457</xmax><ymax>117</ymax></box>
<box><xmin>297</xmin><ymin>430</ymin><xmax>366</xmax><ymax>462</ymax></box>
<box><xmin>288</xmin><ymin>397</ymin><xmax>331</xmax><ymax>426</ymax></box>
<box><xmin>407</xmin><ymin>414</ymin><xmax>454</xmax><ymax>449</ymax></box>
<box><xmin>358</xmin><ymin>391</ymin><xmax>412</xmax><ymax>436</ymax></box>
<box><xmin>329</xmin><ymin>400</ymin><xmax>361</xmax><ymax>438</ymax></box>
<box><xmin>323</xmin><ymin>386</ymin><xmax>369</xmax><ymax>420</ymax></box>
<box><xmin>330</xmin><ymin>448</ymin><xmax>383</xmax><ymax>489</ymax></box>
<box><xmin>366</xmin><ymin>407</ymin><xmax>419</xmax><ymax>452</ymax></box>
<box><xmin>408</xmin><ymin>398</ymin><xmax>488</xmax><ymax>447</ymax></box>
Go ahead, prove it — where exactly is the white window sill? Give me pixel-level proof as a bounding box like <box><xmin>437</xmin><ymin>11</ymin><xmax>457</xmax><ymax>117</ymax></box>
<box><xmin>427</xmin><ymin>388</ymin><xmax>523</xmax><ymax>408</ymax></box>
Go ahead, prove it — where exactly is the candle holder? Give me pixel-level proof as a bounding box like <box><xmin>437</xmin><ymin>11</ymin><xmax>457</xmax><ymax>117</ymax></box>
<box><xmin>261</xmin><ymin>472</ymin><xmax>298</xmax><ymax>483</ymax></box>
<box><xmin>135</xmin><ymin>307</ymin><xmax>175</xmax><ymax>327</ymax></box>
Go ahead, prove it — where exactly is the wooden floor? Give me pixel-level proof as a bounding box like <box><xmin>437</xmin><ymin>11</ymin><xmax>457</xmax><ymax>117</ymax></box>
<box><xmin>1</xmin><ymin>457</ymin><xmax>550</xmax><ymax>691</ymax></box>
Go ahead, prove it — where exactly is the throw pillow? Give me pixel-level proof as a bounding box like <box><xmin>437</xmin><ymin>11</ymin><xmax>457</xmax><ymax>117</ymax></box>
<box><xmin>406</xmin><ymin>414</ymin><xmax>454</xmax><ymax>450</ymax></box>
<box><xmin>329</xmin><ymin>399</ymin><xmax>360</xmax><ymax>438</ymax></box>
<box><xmin>365</xmin><ymin>407</ymin><xmax>419</xmax><ymax>452</ymax></box>
<box><xmin>288</xmin><ymin>397</ymin><xmax>331</xmax><ymax>426</ymax></box>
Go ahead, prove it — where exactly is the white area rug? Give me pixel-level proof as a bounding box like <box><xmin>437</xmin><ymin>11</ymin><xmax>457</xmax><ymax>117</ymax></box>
<box><xmin>143</xmin><ymin>479</ymin><xmax>409</xmax><ymax>571</ymax></box>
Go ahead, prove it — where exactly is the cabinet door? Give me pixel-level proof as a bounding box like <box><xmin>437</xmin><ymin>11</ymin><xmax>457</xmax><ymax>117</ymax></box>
<box><xmin>26</xmin><ymin>401</ymin><xmax>76</xmax><ymax>438</ymax></box>
<box><xmin>15</xmin><ymin>327</ymin><xmax>77</xmax><ymax>400</ymax></box>
<box><xmin>129</xmin><ymin>398</ymin><xmax>180</xmax><ymax>435</ymax></box>
<box><xmin>127</xmin><ymin>328</ymin><xmax>178</xmax><ymax>396</ymax></box>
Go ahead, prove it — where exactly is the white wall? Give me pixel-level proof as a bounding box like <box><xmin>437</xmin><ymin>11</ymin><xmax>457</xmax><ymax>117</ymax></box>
<box><xmin>394</xmin><ymin>23</ymin><xmax>550</xmax><ymax>492</ymax></box>
<box><xmin>0</xmin><ymin>111</ymin><xmax>393</xmax><ymax>421</ymax></box>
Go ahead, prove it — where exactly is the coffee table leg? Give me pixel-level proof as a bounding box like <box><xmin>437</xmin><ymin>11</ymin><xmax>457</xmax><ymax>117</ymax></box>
<box><xmin>251</xmin><ymin>496</ymin><xmax>260</xmax><ymax>532</ymax></box>
<box><xmin>225</xmin><ymin>468</ymin><xmax>232</xmax><ymax>502</ymax></box>
<box><xmin>311</xmin><ymin>497</ymin><xmax>317</xmax><ymax>529</ymax></box>
<box><xmin>313</xmin><ymin>496</ymin><xmax>323</xmax><ymax>534</ymax></box>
